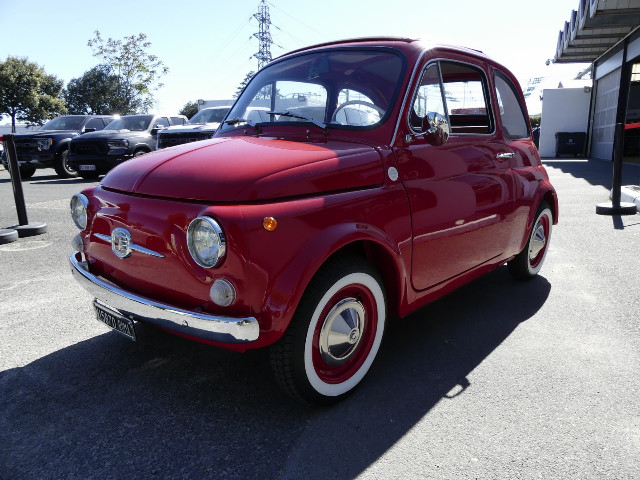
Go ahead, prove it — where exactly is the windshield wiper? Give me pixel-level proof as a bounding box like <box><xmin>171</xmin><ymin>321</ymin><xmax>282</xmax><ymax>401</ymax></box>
<box><xmin>224</xmin><ymin>117</ymin><xmax>261</xmax><ymax>133</ymax></box>
<box><xmin>267</xmin><ymin>111</ymin><xmax>327</xmax><ymax>132</ymax></box>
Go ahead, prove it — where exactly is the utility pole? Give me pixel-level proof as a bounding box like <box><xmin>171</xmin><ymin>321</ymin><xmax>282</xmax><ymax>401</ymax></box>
<box><xmin>253</xmin><ymin>0</ymin><xmax>273</xmax><ymax>70</ymax></box>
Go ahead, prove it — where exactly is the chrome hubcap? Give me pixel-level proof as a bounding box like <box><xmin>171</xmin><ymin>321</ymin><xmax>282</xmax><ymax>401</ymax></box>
<box><xmin>319</xmin><ymin>298</ymin><xmax>365</xmax><ymax>366</ymax></box>
<box><xmin>529</xmin><ymin>220</ymin><xmax>546</xmax><ymax>260</ymax></box>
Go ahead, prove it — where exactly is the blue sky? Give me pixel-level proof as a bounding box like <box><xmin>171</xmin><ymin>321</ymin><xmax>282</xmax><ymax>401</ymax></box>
<box><xmin>0</xmin><ymin>0</ymin><xmax>588</xmax><ymax>119</ymax></box>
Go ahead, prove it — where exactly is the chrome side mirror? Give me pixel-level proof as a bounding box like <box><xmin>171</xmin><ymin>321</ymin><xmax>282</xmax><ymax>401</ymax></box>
<box><xmin>405</xmin><ymin>111</ymin><xmax>450</xmax><ymax>146</ymax></box>
<box><xmin>422</xmin><ymin>112</ymin><xmax>449</xmax><ymax>146</ymax></box>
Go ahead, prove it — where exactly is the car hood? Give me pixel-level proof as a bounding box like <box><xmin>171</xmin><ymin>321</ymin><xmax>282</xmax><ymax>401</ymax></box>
<box><xmin>161</xmin><ymin>123</ymin><xmax>220</xmax><ymax>133</ymax></box>
<box><xmin>15</xmin><ymin>131</ymin><xmax>79</xmax><ymax>139</ymax></box>
<box><xmin>101</xmin><ymin>136</ymin><xmax>383</xmax><ymax>202</ymax></box>
<box><xmin>75</xmin><ymin>130</ymin><xmax>149</xmax><ymax>140</ymax></box>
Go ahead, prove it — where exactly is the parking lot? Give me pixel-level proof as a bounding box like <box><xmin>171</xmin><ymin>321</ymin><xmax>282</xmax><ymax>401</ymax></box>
<box><xmin>1</xmin><ymin>160</ymin><xmax>639</xmax><ymax>479</ymax></box>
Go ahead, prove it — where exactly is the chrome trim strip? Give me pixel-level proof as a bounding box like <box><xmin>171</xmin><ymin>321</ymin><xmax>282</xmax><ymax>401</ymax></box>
<box><xmin>94</xmin><ymin>232</ymin><xmax>165</xmax><ymax>258</ymax></box>
<box><xmin>69</xmin><ymin>252</ymin><xmax>259</xmax><ymax>343</ymax></box>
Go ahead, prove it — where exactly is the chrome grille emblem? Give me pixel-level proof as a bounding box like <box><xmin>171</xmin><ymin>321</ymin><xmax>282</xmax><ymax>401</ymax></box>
<box><xmin>111</xmin><ymin>228</ymin><xmax>132</xmax><ymax>258</ymax></box>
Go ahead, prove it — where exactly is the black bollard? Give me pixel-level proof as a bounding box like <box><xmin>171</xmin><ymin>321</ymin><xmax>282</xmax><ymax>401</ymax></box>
<box><xmin>595</xmin><ymin>123</ymin><xmax>638</xmax><ymax>215</ymax></box>
<box><xmin>1</xmin><ymin>134</ymin><xmax>48</xmax><ymax>238</ymax></box>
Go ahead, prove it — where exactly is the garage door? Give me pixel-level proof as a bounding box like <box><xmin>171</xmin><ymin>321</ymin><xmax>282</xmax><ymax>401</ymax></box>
<box><xmin>591</xmin><ymin>68</ymin><xmax>620</xmax><ymax>160</ymax></box>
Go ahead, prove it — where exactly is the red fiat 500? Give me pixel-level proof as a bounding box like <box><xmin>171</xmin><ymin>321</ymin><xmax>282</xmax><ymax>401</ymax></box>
<box><xmin>70</xmin><ymin>38</ymin><xmax>557</xmax><ymax>404</ymax></box>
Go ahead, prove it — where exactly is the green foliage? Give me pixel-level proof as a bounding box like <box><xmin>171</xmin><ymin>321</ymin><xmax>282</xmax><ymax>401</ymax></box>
<box><xmin>530</xmin><ymin>115</ymin><xmax>541</xmax><ymax>128</ymax></box>
<box><xmin>234</xmin><ymin>71</ymin><xmax>255</xmax><ymax>98</ymax></box>
<box><xmin>65</xmin><ymin>64</ymin><xmax>124</xmax><ymax>115</ymax></box>
<box><xmin>87</xmin><ymin>30</ymin><xmax>168</xmax><ymax>115</ymax></box>
<box><xmin>0</xmin><ymin>56</ymin><xmax>66</xmax><ymax>132</ymax></box>
<box><xmin>179</xmin><ymin>101</ymin><xmax>199</xmax><ymax>119</ymax></box>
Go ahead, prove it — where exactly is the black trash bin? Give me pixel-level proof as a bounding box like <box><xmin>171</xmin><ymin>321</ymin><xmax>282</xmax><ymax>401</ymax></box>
<box><xmin>555</xmin><ymin>132</ymin><xmax>586</xmax><ymax>157</ymax></box>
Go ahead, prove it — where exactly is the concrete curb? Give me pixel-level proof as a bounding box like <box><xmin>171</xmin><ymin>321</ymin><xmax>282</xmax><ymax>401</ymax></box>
<box><xmin>620</xmin><ymin>185</ymin><xmax>640</xmax><ymax>209</ymax></box>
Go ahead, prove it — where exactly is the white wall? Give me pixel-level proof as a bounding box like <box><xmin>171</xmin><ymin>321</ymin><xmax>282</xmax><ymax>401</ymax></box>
<box><xmin>539</xmin><ymin>88</ymin><xmax>591</xmax><ymax>157</ymax></box>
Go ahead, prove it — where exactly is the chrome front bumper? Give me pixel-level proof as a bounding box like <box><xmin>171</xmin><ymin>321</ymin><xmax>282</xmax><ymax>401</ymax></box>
<box><xmin>69</xmin><ymin>252</ymin><xmax>259</xmax><ymax>343</ymax></box>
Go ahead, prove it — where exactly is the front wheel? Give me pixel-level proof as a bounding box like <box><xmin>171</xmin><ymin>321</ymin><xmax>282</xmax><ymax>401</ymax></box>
<box><xmin>270</xmin><ymin>257</ymin><xmax>386</xmax><ymax>405</ymax></box>
<box><xmin>54</xmin><ymin>149</ymin><xmax>77</xmax><ymax>178</ymax></box>
<box><xmin>78</xmin><ymin>170</ymin><xmax>99</xmax><ymax>180</ymax></box>
<box><xmin>19</xmin><ymin>165</ymin><xmax>36</xmax><ymax>179</ymax></box>
<box><xmin>508</xmin><ymin>202</ymin><xmax>553</xmax><ymax>280</ymax></box>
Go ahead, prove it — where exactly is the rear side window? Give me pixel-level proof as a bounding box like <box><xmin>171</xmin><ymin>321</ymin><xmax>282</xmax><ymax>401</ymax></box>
<box><xmin>494</xmin><ymin>74</ymin><xmax>529</xmax><ymax>139</ymax></box>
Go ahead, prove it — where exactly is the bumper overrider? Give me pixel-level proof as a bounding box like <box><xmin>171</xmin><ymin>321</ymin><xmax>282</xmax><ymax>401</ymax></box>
<box><xmin>69</xmin><ymin>251</ymin><xmax>259</xmax><ymax>343</ymax></box>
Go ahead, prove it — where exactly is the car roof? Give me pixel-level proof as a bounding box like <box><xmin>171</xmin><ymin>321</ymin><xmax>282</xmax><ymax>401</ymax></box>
<box><xmin>271</xmin><ymin>36</ymin><xmax>496</xmax><ymax>68</ymax></box>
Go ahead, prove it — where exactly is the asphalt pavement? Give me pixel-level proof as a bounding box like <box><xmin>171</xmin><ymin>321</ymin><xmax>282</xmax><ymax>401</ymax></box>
<box><xmin>1</xmin><ymin>159</ymin><xmax>639</xmax><ymax>479</ymax></box>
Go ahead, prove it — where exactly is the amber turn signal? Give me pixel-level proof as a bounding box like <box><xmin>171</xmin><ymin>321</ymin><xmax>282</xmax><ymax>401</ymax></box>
<box><xmin>263</xmin><ymin>217</ymin><xmax>277</xmax><ymax>231</ymax></box>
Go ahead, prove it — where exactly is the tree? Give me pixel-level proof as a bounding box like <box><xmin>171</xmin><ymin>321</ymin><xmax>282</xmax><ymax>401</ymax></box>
<box><xmin>0</xmin><ymin>56</ymin><xmax>66</xmax><ymax>132</ymax></box>
<box><xmin>179</xmin><ymin>101</ymin><xmax>199</xmax><ymax>119</ymax></box>
<box><xmin>87</xmin><ymin>30</ymin><xmax>168</xmax><ymax>115</ymax></box>
<box><xmin>65</xmin><ymin>64</ymin><xmax>123</xmax><ymax>115</ymax></box>
<box><xmin>234</xmin><ymin>71</ymin><xmax>255</xmax><ymax>98</ymax></box>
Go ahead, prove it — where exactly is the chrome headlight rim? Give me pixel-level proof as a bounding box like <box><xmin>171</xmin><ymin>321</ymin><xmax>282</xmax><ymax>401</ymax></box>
<box><xmin>70</xmin><ymin>193</ymin><xmax>89</xmax><ymax>230</ymax></box>
<box><xmin>187</xmin><ymin>216</ymin><xmax>226</xmax><ymax>268</ymax></box>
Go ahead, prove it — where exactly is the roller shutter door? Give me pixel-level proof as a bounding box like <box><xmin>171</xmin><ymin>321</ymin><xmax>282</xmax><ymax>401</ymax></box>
<box><xmin>591</xmin><ymin>68</ymin><xmax>620</xmax><ymax>160</ymax></box>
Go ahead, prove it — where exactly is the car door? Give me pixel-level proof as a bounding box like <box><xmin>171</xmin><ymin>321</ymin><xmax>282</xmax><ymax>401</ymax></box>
<box><xmin>150</xmin><ymin>117</ymin><xmax>170</xmax><ymax>149</ymax></box>
<box><xmin>395</xmin><ymin>59</ymin><xmax>516</xmax><ymax>291</ymax></box>
<box><xmin>492</xmin><ymin>70</ymin><xmax>540</xmax><ymax>241</ymax></box>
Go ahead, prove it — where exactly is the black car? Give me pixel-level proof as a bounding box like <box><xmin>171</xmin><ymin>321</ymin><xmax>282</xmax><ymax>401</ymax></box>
<box><xmin>1</xmin><ymin>115</ymin><xmax>114</xmax><ymax>178</ymax></box>
<box><xmin>156</xmin><ymin>106</ymin><xmax>230</xmax><ymax>149</ymax></box>
<box><xmin>68</xmin><ymin>114</ymin><xmax>186</xmax><ymax>179</ymax></box>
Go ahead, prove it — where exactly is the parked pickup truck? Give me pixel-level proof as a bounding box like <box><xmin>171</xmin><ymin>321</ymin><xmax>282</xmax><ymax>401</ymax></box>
<box><xmin>69</xmin><ymin>38</ymin><xmax>557</xmax><ymax>404</ymax></box>
<box><xmin>2</xmin><ymin>115</ymin><xmax>114</xmax><ymax>178</ymax></box>
<box><xmin>68</xmin><ymin>114</ymin><xmax>187</xmax><ymax>179</ymax></box>
<box><xmin>156</xmin><ymin>106</ymin><xmax>230</xmax><ymax>149</ymax></box>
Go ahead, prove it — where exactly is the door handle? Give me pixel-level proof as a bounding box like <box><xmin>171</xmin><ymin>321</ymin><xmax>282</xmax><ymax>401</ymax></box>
<box><xmin>496</xmin><ymin>152</ymin><xmax>515</xmax><ymax>160</ymax></box>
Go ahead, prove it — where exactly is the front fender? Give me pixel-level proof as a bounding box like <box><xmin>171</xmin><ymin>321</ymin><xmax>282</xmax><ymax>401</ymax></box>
<box><xmin>239</xmin><ymin>186</ymin><xmax>411</xmax><ymax>347</ymax></box>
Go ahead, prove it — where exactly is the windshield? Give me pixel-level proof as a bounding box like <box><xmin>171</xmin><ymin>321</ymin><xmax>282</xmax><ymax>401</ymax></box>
<box><xmin>189</xmin><ymin>107</ymin><xmax>230</xmax><ymax>124</ymax></box>
<box><xmin>40</xmin><ymin>116</ymin><xmax>86</xmax><ymax>131</ymax></box>
<box><xmin>219</xmin><ymin>49</ymin><xmax>404</xmax><ymax>133</ymax></box>
<box><xmin>105</xmin><ymin>115</ymin><xmax>154</xmax><ymax>131</ymax></box>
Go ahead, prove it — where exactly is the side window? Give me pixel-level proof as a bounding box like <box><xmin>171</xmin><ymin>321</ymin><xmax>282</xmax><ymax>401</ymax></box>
<box><xmin>85</xmin><ymin>118</ymin><xmax>105</xmax><ymax>131</ymax></box>
<box><xmin>440</xmin><ymin>61</ymin><xmax>493</xmax><ymax>134</ymax></box>
<box><xmin>155</xmin><ymin>117</ymin><xmax>170</xmax><ymax>128</ymax></box>
<box><xmin>494</xmin><ymin>74</ymin><xmax>529</xmax><ymax>139</ymax></box>
<box><xmin>170</xmin><ymin>116</ymin><xmax>186</xmax><ymax>125</ymax></box>
<box><xmin>410</xmin><ymin>63</ymin><xmax>446</xmax><ymax>131</ymax></box>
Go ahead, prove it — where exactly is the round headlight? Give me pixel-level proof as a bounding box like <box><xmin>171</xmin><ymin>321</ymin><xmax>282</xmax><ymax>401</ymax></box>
<box><xmin>70</xmin><ymin>194</ymin><xmax>89</xmax><ymax>230</ymax></box>
<box><xmin>187</xmin><ymin>217</ymin><xmax>226</xmax><ymax>268</ymax></box>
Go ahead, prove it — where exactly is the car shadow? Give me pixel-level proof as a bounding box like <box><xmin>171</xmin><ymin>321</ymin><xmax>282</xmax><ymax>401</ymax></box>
<box><xmin>1</xmin><ymin>267</ymin><xmax>551</xmax><ymax>479</ymax></box>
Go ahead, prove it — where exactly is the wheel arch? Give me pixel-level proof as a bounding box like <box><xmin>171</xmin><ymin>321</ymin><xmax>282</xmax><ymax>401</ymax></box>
<box><xmin>55</xmin><ymin>139</ymin><xmax>71</xmax><ymax>155</ymax></box>
<box><xmin>542</xmin><ymin>188</ymin><xmax>558</xmax><ymax>225</ymax></box>
<box><xmin>260</xmin><ymin>223</ymin><xmax>408</xmax><ymax>345</ymax></box>
<box><xmin>133</xmin><ymin>145</ymin><xmax>151</xmax><ymax>155</ymax></box>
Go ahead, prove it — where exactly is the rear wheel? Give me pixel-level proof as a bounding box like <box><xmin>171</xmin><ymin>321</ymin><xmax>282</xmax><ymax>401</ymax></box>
<box><xmin>508</xmin><ymin>202</ymin><xmax>553</xmax><ymax>280</ymax></box>
<box><xmin>270</xmin><ymin>256</ymin><xmax>386</xmax><ymax>405</ymax></box>
<box><xmin>54</xmin><ymin>149</ymin><xmax>77</xmax><ymax>178</ymax></box>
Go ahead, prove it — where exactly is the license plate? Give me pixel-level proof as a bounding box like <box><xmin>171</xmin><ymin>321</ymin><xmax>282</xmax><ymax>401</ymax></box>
<box><xmin>79</xmin><ymin>164</ymin><xmax>97</xmax><ymax>171</ymax></box>
<box><xmin>93</xmin><ymin>301</ymin><xmax>136</xmax><ymax>341</ymax></box>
